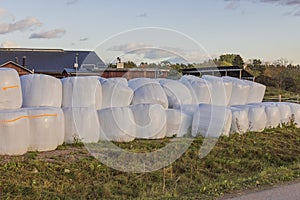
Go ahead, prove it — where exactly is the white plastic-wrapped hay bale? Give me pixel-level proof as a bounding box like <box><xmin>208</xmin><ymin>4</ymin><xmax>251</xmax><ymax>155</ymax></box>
<box><xmin>287</xmin><ymin>102</ymin><xmax>300</xmax><ymax>127</ymax></box>
<box><xmin>192</xmin><ymin>104</ymin><xmax>232</xmax><ymax>138</ymax></box>
<box><xmin>108</xmin><ymin>77</ymin><xmax>128</xmax><ymax>86</ymax></box>
<box><xmin>202</xmin><ymin>75</ymin><xmax>233</xmax><ymax>106</ymax></box>
<box><xmin>0</xmin><ymin>109</ymin><xmax>29</xmax><ymax>155</ymax></box>
<box><xmin>262</xmin><ymin>103</ymin><xmax>281</xmax><ymax>128</ymax></box>
<box><xmin>173</xmin><ymin>104</ymin><xmax>198</xmax><ymax>118</ymax></box>
<box><xmin>129</xmin><ymin>78</ymin><xmax>168</xmax><ymax>109</ymax></box>
<box><xmin>100</xmin><ymin>78</ymin><xmax>133</xmax><ymax>109</ymax></box>
<box><xmin>263</xmin><ymin>102</ymin><xmax>292</xmax><ymax>124</ymax></box>
<box><xmin>159</xmin><ymin>79</ymin><xmax>192</xmax><ymax>108</ymax></box>
<box><xmin>277</xmin><ymin>102</ymin><xmax>292</xmax><ymax>124</ymax></box>
<box><xmin>166</xmin><ymin>109</ymin><xmax>192</xmax><ymax>137</ymax></box>
<box><xmin>98</xmin><ymin>107</ymin><xmax>135</xmax><ymax>142</ymax></box>
<box><xmin>247</xmin><ymin>105</ymin><xmax>267</xmax><ymax>132</ymax></box>
<box><xmin>180</xmin><ymin>75</ymin><xmax>211</xmax><ymax>104</ymax></box>
<box><xmin>21</xmin><ymin>74</ymin><xmax>62</xmax><ymax>107</ymax></box>
<box><xmin>130</xmin><ymin>103</ymin><xmax>167</xmax><ymax>139</ymax></box>
<box><xmin>63</xmin><ymin>107</ymin><xmax>100</xmax><ymax>143</ymax></box>
<box><xmin>62</xmin><ymin>76</ymin><xmax>102</xmax><ymax>109</ymax></box>
<box><xmin>244</xmin><ymin>80</ymin><xmax>266</xmax><ymax>104</ymax></box>
<box><xmin>24</xmin><ymin>107</ymin><xmax>64</xmax><ymax>152</ymax></box>
<box><xmin>222</xmin><ymin>76</ymin><xmax>250</xmax><ymax>105</ymax></box>
<box><xmin>230</xmin><ymin>106</ymin><xmax>249</xmax><ymax>134</ymax></box>
<box><xmin>273</xmin><ymin>102</ymin><xmax>292</xmax><ymax>124</ymax></box>
<box><xmin>0</xmin><ymin>68</ymin><xmax>22</xmax><ymax>109</ymax></box>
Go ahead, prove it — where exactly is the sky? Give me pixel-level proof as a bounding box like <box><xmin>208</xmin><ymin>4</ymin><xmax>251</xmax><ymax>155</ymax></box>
<box><xmin>0</xmin><ymin>0</ymin><xmax>300</xmax><ymax>64</ymax></box>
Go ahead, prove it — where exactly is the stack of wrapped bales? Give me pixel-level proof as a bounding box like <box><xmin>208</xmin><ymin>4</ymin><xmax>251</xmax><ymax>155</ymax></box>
<box><xmin>21</xmin><ymin>74</ymin><xmax>64</xmax><ymax>152</ymax></box>
<box><xmin>62</xmin><ymin>77</ymin><xmax>101</xmax><ymax>143</ymax></box>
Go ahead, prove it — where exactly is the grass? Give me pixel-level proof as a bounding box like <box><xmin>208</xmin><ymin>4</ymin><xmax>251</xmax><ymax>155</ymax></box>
<box><xmin>264</xmin><ymin>86</ymin><xmax>300</xmax><ymax>101</ymax></box>
<box><xmin>0</xmin><ymin>125</ymin><xmax>300</xmax><ymax>199</ymax></box>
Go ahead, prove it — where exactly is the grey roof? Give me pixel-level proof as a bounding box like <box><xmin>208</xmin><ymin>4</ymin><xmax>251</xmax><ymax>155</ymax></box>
<box><xmin>0</xmin><ymin>48</ymin><xmax>106</xmax><ymax>73</ymax></box>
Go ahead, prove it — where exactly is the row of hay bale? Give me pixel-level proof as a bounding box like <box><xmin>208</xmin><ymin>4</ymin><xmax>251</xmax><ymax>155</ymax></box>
<box><xmin>1</xmin><ymin>68</ymin><xmax>299</xmax><ymax>155</ymax></box>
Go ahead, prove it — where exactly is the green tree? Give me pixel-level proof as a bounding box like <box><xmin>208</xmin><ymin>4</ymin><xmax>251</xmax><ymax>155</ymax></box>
<box><xmin>232</xmin><ymin>55</ymin><xmax>244</xmax><ymax>67</ymax></box>
<box><xmin>124</xmin><ymin>61</ymin><xmax>137</xmax><ymax>68</ymax></box>
<box><xmin>218</xmin><ymin>54</ymin><xmax>244</xmax><ymax>67</ymax></box>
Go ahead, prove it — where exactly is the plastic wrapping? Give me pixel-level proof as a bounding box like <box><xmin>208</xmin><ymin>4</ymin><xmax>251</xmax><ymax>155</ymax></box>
<box><xmin>180</xmin><ymin>75</ymin><xmax>211</xmax><ymax>104</ymax></box>
<box><xmin>173</xmin><ymin>104</ymin><xmax>198</xmax><ymax>118</ymax></box>
<box><xmin>247</xmin><ymin>105</ymin><xmax>267</xmax><ymax>132</ymax></box>
<box><xmin>202</xmin><ymin>75</ymin><xmax>233</xmax><ymax>106</ymax></box>
<box><xmin>129</xmin><ymin>78</ymin><xmax>168</xmax><ymax>109</ymax></box>
<box><xmin>270</xmin><ymin>102</ymin><xmax>292</xmax><ymax>124</ymax></box>
<box><xmin>128</xmin><ymin>78</ymin><xmax>154</xmax><ymax>91</ymax></box>
<box><xmin>100</xmin><ymin>78</ymin><xmax>133</xmax><ymax>109</ymax></box>
<box><xmin>159</xmin><ymin>79</ymin><xmax>193</xmax><ymax>108</ymax></box>
<box><xmin>287</xmin><ymin>102</ymin><xmax>300</xmax><ymax>127</ymax></box>
<box><xmin>222</xmin><ymin>76</ymin><xmax>250</xmax><ymax>105</ymax></box>
<box><xmin>261</xmin><ymin>103</ymin><xmax>281</xmax><ymax>128</ymax></box>
<box><xmin>63</xmin><ymin>107</ymin><xmax>100</xmax><ymax>143</ymax></box>
<box><xmin>166</xmin><ymin>109</ymin><xmax>192</xmax><ymax>137</ymax></box>
<box><xmin>192</xmin><ymin>104</ymin><xmax>232</xmax><ymax>138</ymax></box>
<box><xmin>62</xmin><ymin>76</ymin><xmax>102</xmax><ymax>109</ymax></box>
<box><xmin>107</xmin><ymin>77</ymin><xmax>128</xmax><ymax>86</ymax></box>
<box><xmin>21</xmin><ymin>74</ymin><xmax>62</xmax><ymax>107</ymax></box>
<box><xmin>0</xmin><ymin>68</ymin><xmax>22</xmax><ymax>109</ymax></box>
<box><xmin>230</xmin><ymin>106</ymin><xmax>249</xmax><ymax>134</ymax></box>
<box><xmin>24</xmin><ymin>107</ymin><xmax>64</xmax><ymax>152</ymax></box>
<box><xmin>130</xmin><ymin>103</ymin><xmax>167</xmax><ymax>139</ymax></box>
<box><xmin>0</xmin><ymin>109</ymin><xmax>29</xmax><ymax>155</ymax></box>
<box><xmin>98</xmin><ymin>107</ymin><xmax>135</xmax><ymax>142</ymax></box>
<box><xmin>244</xmin><ymin>80</ymin><xmax>266</xmax><ymax>104</ymax></box>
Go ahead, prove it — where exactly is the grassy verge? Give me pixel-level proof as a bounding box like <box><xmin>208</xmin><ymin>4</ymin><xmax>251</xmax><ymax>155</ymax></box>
<box><xmin>1</xmin><ymin>126</ymin><xmax>300</xmax><ymax>199</ymax></box>
<box><xmin>264</xmin><ymin>86</ymin><xmax>299</xmax><ymax>101</ymax></box>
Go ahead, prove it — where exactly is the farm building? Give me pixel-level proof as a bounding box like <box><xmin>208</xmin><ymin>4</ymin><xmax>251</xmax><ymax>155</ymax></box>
<box><xmin>182</xmin><ymin>66</ymin><xmax>255</xmax><ymax>81</ymax></box>
<box><xmin>0</xmin><ymin>48</ymin><xmax>169</xmax><ymax>79</ymax></box>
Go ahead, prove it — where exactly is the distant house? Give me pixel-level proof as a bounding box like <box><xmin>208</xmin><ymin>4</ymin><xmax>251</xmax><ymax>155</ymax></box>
<box><xmin>182</xmin><ymin>66</ymin><xmax>255</xmax><ymax>81</ymax></box>
<box><xmin>0</xmin><ymin>48</ymin><xmax>106</xmax><ymax>78</ymax></box>
<box><xmin>0</xmin><ymin>61</ymin><xmax>33</xmax><ymax>76</ymax></box>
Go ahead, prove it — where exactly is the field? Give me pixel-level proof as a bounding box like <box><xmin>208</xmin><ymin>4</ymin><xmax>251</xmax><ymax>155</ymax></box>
<box><xmin>1</xmin><ymin>124</ymin><xmax>300</xmax><ymax>199</ymax></box>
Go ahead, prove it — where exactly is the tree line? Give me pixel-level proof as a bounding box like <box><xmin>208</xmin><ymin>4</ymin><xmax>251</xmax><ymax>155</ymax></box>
<box><xmin>107</xmin><ymin>54</ymin><xmax>300</xmax><ymax>93</ymax></box>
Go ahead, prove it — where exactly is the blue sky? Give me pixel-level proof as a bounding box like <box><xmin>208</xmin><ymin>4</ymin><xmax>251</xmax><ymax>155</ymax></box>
<box><xmin>0</xmin><ymin>0</ymin><xmax>300</xmax><ymax>64</ymax></box>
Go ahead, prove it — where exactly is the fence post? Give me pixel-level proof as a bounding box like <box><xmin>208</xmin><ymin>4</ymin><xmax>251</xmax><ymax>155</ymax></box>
<box><xmin>278</xmin><ymin>94</ymin><xmax>282</xmax><ymax>102</ymax></box>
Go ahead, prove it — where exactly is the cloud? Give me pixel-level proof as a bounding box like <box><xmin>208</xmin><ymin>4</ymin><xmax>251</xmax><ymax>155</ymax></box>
<box><xmin>143</xmin><ymin>49</ymin><xmax>175</xmax><ymax>59</ymax></box>
<box><xmin>294</xmin><ymin>9</ymin><xmax>300</xmax><ymax>15</ymax></box>
<box><xmin>136</xmin><ymin>13</ymin><xmax>147</xmax><ymax>18</ymax></box>
<box><xmin>0</xmin><ymin>41</ymin><xmax>20</xmax><ymax>48</ymax></box>
<box><xmin>29</xmin><ymin>28</ymin><xmax>66</xmax><ymax>39</ymax></box>
<box><xmin>224</xmin><ymin>0</ymin><xmax>300</xmax><ymax>15</ymax></box>
<box><xmin>66</xmin><ymin>0</ymin><xmax>79</xmax><ymax>5</ymax></box>
<box><xmin>107</xmin><ymin>43</ymin><xmax>152</xmax><ymax>52</ymax></box>
<box><xmin>0</xmin><ymin>8</ymin><xmax>7</xmax><ymax>18</ymax></box>
<box><xmin>79</xmin><ymin>37</ymin><xmax>88</xmax><ymax>41</ymax></box>
<box><xmin>0</xmin><ymin>17</ymin><xmax>41</xmax><ymax>34</ymax></box>
<box><xmin>107</xmin><ymin>43</ymin><xmax>210</xmax><ymax>63</ymax></box>
<box><xmin>225</xmin><ymin>0</ymin><xmax>240</xmax><ymax>10</ymax></box>
<box><xmin>259</xmin><ymin>0</ymin><xmax>300</xmax><ymax>6</ymax></box>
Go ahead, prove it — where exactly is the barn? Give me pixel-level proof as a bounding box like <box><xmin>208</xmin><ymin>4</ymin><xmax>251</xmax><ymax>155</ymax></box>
<box><xmin>182</xmin><ymin>66</ymin><xmax>255</xmax><ymax>81</ymax></box>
